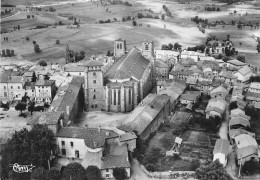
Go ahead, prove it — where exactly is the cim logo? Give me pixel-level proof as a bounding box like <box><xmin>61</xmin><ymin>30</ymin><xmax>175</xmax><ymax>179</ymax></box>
<box><xmin>9</xmin><ymin>163</ymin><xmax>35</xmax><ymax>173</ymax></box>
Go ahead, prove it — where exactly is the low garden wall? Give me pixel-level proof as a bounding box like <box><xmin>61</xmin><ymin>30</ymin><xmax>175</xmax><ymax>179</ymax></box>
<box><xmin>132</xmin><ymin>159</ymin><xmax>196</xmax><ymax>179</ymax></box>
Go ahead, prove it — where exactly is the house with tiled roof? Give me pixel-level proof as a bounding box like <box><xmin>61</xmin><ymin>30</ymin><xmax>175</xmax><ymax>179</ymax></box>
<box><xmin>227</xmin><ymin>59</ymin><xmax>247</xmax><ymax>69</ymax></box>
<box><xmin>248</xmin><ymin>82</ymin><xmax>260</xmax><ymax>93</ymax></box>
<box><xmin>156</xmin><ymin>60</ymin><xmax>170</xmax><ymax>79</ymax></box>
<box><xmin>180</xmin><ymin>91</ymin><xmax>200</xmax><ymax>105</ymax></box>
<box><xmin>35</xmin><ymin>79</ymin><xmax>56</xmax><ymax>104</ymax></box>
<box><xmin>0</xmin><ymin>71</ymin><xmax>25</xmax><ymax>101</ymax></box>
<box><xmin>118</xmin><ymin>94</ymin><xmax>171</xmax><ymax>140</ymax></box>
<box><xmin>56</xmin><ymin>127</ymin><xmax>119</xmax><ymax>168</ymax></box>
<box><xmin>154</xmin><ymin>49</ymin><xmax>179</xmax><ymax>61</ymax></box>
<box><xmin>234</xmin><ymin>66</ymin><xmax>253</xmax><ymax>83</ymax></box>
<box><xmin>245</xmin><ymin>91</ymin><xmax>260</xmax><ymax>103</ymax></box>
<box><xmin>234</xmin><ymin>134</ymin><xmax>259</xmax><ymax>165</ymax></box>
<box><xmin>27</xmin><ymin>111</ymin><xmax>63</xmax><ymax>134</ymax></box>
<box><xmin>210</xmin><ymin>85</ymin><xmax>228</xmax><ymax>100</ymax></box>
<box><xmin>229</xmin><ymin>129</ymin><xmax>255</xmax><ymax>140</ymax></box>
<box><xmin>49</xmin><ymin>77</ymin><xmax>84</xmax><ymax>125</ymax></box>
<box><xmin>197</xmin><ymin>79</ymin><xmax>211</xmax><ymax>93</ymax></box>
<box><xmin>205</xmin><ymin>98</ymin><xmax>226</xmax><ymax>119</ymax></box>
<box><xmin>219</xmin><ymin>70</ymin><xmax>237</xmax><ymax>87</ymax></box>
<box><xmin>100</xmin><ymin>144</ymin><xmax>130</xmax><ymax>179</ymax></box>
<box><xmin>24</xmin><ymin>81</ymin><xmax>36</xmax><ymax>99</ymax></box>
<box><xmin>64</xmin><ymin>65</ymin><xmax>85</xmax><ymax>77</ymax></box>
<box><xmin>213</xmin><ymin>139</ymin><xmax>229</xmax><ymax>167</ymax></box>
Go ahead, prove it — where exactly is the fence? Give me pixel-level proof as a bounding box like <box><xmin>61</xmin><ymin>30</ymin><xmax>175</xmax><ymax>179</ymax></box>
<box><xmin>132</xmin><ymin>159</ymin><xmax>196</xmax><ymax>179</ymax></box>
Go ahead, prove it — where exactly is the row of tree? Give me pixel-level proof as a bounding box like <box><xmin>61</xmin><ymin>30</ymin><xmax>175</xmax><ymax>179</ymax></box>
<box><xmin>1</xmin><ymin>49</ymin><xmax>15</xmax><ymax>57</ymax></box>
<box><xmin>205</xmin><ymin>6</ymin><xmax>221</xmax><ymax>11</ymax></box>
<box><xmin>161</xmin><ymin>42</ymin><xmax>182</xmax><ymax>50</ymax></box>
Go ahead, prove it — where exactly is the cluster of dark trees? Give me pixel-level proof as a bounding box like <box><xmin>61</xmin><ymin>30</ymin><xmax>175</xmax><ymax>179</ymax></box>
<box><xmin>106</xmin><ymin>50</ymin><xmax>114</xmax><ymax>56</ymax></box>
<box><xmin>257</xmin><ymin>43</ymin><xmax>260</xmax><ymax>53</ymax></box>
<box><xmin>161</xmin><ymin>42</ymin><xmax>182</xmax><ymax>50</ymax></box>
<box><xmin>224</xmin><ymin>46</ymin><xmax>237</xmax><ymax>56</ymax></box>
<box><xmin>162</xmin><ymin>5</ymin><xmax>172</xmax><ymax>17</ymax></box>
<box><xmin>107</xmin><ymin>0</ymin><xmax>132</xmax><ymax>6</ymax></box>
<box><xmin>137</xmin><ymin>13</ymin><xmax>159</xmax><ymax>19</ymax></box>
<box><xmin>191</xmin><ymin>16</ymin><xmax>208</xmax><ymax>25</ymax></box>
<box><xmin>99</xmin><ymin>19</ymin><xmax>112</xmax><ymax>23</ymax></box>
<box><xmin>187</xmin><ymin>45</ymin><xmax>206</xmax><ymax>53</ymax></box>
<box><xmin>1</xmin><ymin>49</ymin><xmax>15</xmax><ymax>57</ymax></box>
<box><xmin>250</xmin><ymin>75</ymin><xmax>260</xmax><ymax>83</ymax></box>
<box><xmin>121</xmin><ymin>16</ymin><xmax>131</xmax><ymax>22</ymax></box>
<box><xmin>205</xmin><ymin>6</ymin><xmax>220</xmax><ymax>11</ymax></box>
<box><xmin>27</xmin><ymin>15</ymin><xmax>35</xmax><ymax>19</ymax></box>
<box><xmin>212</xmin><ymin>0</ymin><xmax>254</xmax><ymax>5</ymax></box>
<box><xmin>1</xmin><ymin>9</ymin><xmax>13</xmax><ymax>16</ymax></box>
<box><xmin>33</xmin><ymin>41</ymin><xmax>41</xmax><ymax>53</ymax></box>
<box><xmin>54</xmin><ymin>21</ymin><xmax>64</xmax><ymax>26</ymax></box>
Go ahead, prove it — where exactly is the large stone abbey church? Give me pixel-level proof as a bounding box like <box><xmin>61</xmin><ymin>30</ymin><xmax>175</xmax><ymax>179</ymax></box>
<box><xmin>84</xmin><ymin>39</ymin><xmax>156</xmax><ymax>113</ymax></box>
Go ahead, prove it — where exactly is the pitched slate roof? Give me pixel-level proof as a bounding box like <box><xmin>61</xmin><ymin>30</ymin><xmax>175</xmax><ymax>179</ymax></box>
<box><xmin>101</xmin><ymin>155</ymin><xmax>130</xmax><ymax>169</ymax></box>
<box><xmin>227</xmin><ymin>59</ymin><xmax>246</xmax><ymax>66</ymax></box>
<box><xmin>64</xmin><ymin>66</ymin><xmax>85</xmax><ymax>72</ymax></box>
<box><xmin>234</xmin><ymin>134</ymin><xmax>258</xmax><ymax>149</ymax></box>
<box><xmin>56</xmin><ymin>127</ymin><xmax>118</xmax><ymax>149</ymax></box>
<box><xmin>104</xmin><ymin>47</ymin><xmax>150</xmax><ymax>80</ymax></box>
<box><xmin>238</xmin><ymin>66</ymin><xmax>252</xmax><ymax>76</ymax></box>
<box><xmin>255</xmin><ymin>102</ymin><xmax>260</xmax><ymax>109</ymax></box>
<box><xmin>245</xmin><ymin>91</ymin><xmax>260</xmax><ymax>101</ymax></box>
<box><xmin>237</xmin><ymin>145</ymin><xmax>258</xmax><ymax>160</ymax></box>
<box><xmin>219</xmin><ymin>70</ymin><xmax>237</xmax><ymax>79</ymax></box>
<box><xmin>229</xmin><ymin>129</ymin><xmax>255</xmax><ymax>139</ymax></box>
<box><xmin>206</xmin><ymin>99</ymin><xmax>226</xmax><ymax>114</ymax></box>
<box><xmin>27</xmin><ymin>111</ymin><xmax>62</xmax><ymax>125</ymax></box>
<box><xmin>229</xmin><ymin>117</ymin><xmax>250</xmax><ymax>127</ymax></box>
<box><xmin>119</xmin><ymin>132</ymin><xmax>137</xmax><ymax>142</ymax></box>
<box><xmin>213</xmin><ymin>139</ymin><xmax>229</xmax><ymax>155</ymax></box>
<box><xmin>231</xmin><ymin>108</ymin><xmax>245</xmax><ymax>116</ymax></box>
<box><xmin>249</xmin><ymin>82</ymin><xmax>260</xmax><ymax>90</ymax></box>
<box><xmin>80</xmin><ymin>60</ymin><xmax>103</xmax><ymax>67</ymax></box>
<box><xmin>35</xmin><ymin>80</ymin><xmax>55</xmax><ymax>86</ymax></box>
<box><xmin>180</xmin><ymin>94</ymin><xmax>198</xmax><ymax>101</ymax></box>
<box><xmin>210</xmin><ymin>86</ymin><xmax>228</xmax><ymax>95</ymax></box>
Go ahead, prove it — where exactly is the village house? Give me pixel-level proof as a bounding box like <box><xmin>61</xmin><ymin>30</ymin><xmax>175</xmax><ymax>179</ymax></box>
<box><xmin>35</xmin><ymin>79</ymin><xmax>56</xmax><ymax>104</ymax></box>
<box><xmin>0</xmin><ymin>71</ymin><xmax>26</xmax><ymax>101</ymax></box>
<box><xmin>229</xmin><ymin>129</ymin><xmax>255</xmax><ymax>140</ymax></box>
<box><xmin>180</xmin><ymin>50</ymin><xmax>205</xmax><ymax>62</ymax></box>
<box><xmin>22</xmin><ymin>71</ymin><xmax>35</xmax><ymax>82</ymax></box>
<box><xmin>49</xmin><ymin>77</ymin><xmax>84</xmax><ymax>125</ymax></box>
<box><xmin>213</xmin><ymin>139</ymin><xmax>229</xmax><ymax>167</ymax></box>
<box><xmin>227</xmin><ymin>59</ymin><xmax>247</xmax><ymax>70</ymax></box>
<box><xmin>100</xmin><ymin>144</ymin><xmax>130</xmax><ymax>179</ymax></box>
<box><xmin>229</xmin><ymin>117</ymin><xmax>250</xmax><ymax>132</ymax></box>
<box><xmin>186</xmin><ymin>77</ymin><xmax>199</xmax><ymax>90</ymax></box>
<box><xmin>231</xmin><ymin>87</ymin><xmax>244</xmax><ymax>102</ymax></box>
<box><xmin>56</xmin><ymin>127</ymin><xmax>119</xmax><ymax>168</ymax></box>
<box><xmin>180</xmin><ymin>91</ymin><xmax>200</xmax><ymax>105</ymax></box>
<box><xmin>24</xmin><ymin>81</ymin><xmax>36</xmax><ymax>100</ymax></box>
<box><xmin>234</xmin><ymin>66</ymin><xmax>253</xmax><ymax>83</ymax></box>
<box><xmin>205</xmin><ymin>98</ymin><xmax>226</xmax><ymax>119</ymax></box>
<box><xmin>203</xmin><ymin>67</ymin><xmax>214</xmax><ymax>79</ymax></box>
<box><xmin>210</xmin><ymin>78</ymin><xmax>225</xmax><ymax>89</ymax></box>
<box><xmin>197</xmin><ymin>79</ymin><xmax>211</xmax><ymax>94</ymax></box>
<box><xmin>219</xmin><ymin>70</ymin><xmax>237</xmax><ymax>87</ymax></box>
<box><xmin>156</xmin><ymin>60</ymin><xmax>170</xmax><ymax>79</ymax></box>
<box><xmin>254</xmin><ymin>101</ymin><xmax>260</xmax><ymax>110</ymax></box>
<box><xmin>118</xmin><ymin>94</ymin><xmax>171</xmax><ymax>141</ymax></box>
<box><xmin>64</xmin><ymin>65</ymin><xmax>85</xmax><ymax>77</ymax></box>
<box><xmin>27</xmin><ymin>111</ymin><xmax>63</xmax><ymax>135</ymax></box>
<box><xmin>210</xmin><ymin>85</ymin><xmax>228</xmax><ymax>100</ymax></box>
<box><xmin>248</xmin><ymin>82</ymin><xmax>260</xmax><ymax>93</ymax></box>
<box><xmin>154</xmin><ymin>49</ymin><xmax>179</xmax><ymax>61</ymax></box>
<box><xmin>245</xmin><ymin>91</ymin><xmax>260</xmax><ymax>104</ymax></box>
<box><xmin>234</xmin><ymin>134</ymin><xmax>259</xmax><ymax>166</ymax></box>
<box><xmin>231</xmin><ymin>108</ymin><xmax>245</xmax><ymax>116</ymax></box>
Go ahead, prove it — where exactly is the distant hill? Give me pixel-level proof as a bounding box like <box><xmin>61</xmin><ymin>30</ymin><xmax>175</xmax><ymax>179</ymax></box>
<box><xmin>1</xmin><ymin>0</ymin><xmax>77</xmax><ymax>6</ymax></box>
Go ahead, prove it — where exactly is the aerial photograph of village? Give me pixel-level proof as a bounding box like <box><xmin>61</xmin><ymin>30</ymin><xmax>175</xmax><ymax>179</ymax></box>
<box><xmin>0</xmin><ymin>0</ymin><xmax>260</xmax><ymax>179</ymax></box>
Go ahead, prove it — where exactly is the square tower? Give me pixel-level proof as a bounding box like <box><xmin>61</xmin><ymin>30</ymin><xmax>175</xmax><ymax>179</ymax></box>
<box><xmin>114</xmin><ymin>38</ymin><xmax>126</xmax><ymax>58</ymax></box>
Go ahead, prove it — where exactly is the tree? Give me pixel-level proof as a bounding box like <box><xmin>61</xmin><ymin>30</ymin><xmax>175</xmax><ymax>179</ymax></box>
<box><xmin>2</xmin><ymin>49</ymin><xmax>6</xmax><ymax>57</ymax></box>
<box><xmin>15</xmin><ymin>102</ymin><xmax>27</xmax><ymax>115</ymax></box>
<box><xmin>85</xmin><ymin>166</ymin><xmax>102</xmax><ymax>180</ymax></box>
<box><xmin>6</xmin><ymin>49</ymin><xmax>11</xmax><ymax>57</ymax></box>
<box><xmin>237</xmin><ymin>55</ymin><xmax>245</xmax><ymax>63</ymax></box>
<box><xmin>257</xmin><ymin>43</ymin><xmax>260</xmax><ymax>53</ymax></box>
<box><xmin>174</xmin><ymin>42</ymin><xmax>181</xmax><ymax>50</ymax></box>
<box><xmin>161</xmin><ymin>44</ymin><xmax>168</xmax><ymax>50</ymax></box>
<box><xmin>34</xmin><ymin>43</ymin><xmax>41</xmax><ymax>53</ymax></box>
<box><xmin>229</xmin><ymin>101</ymin><xmax>238</xmax><ymax>110</ymax></box>
<box><xmin>38</xmin><ymin>60</ymin><xmax>47</xmax><ymax>66</ymax></box>
<box><xmin>63</xmin><ymin>162</ymin><xmax>86</xmax><ymax>180</ymax></box>
<box><xmin>32</xmin><ymin>72</ymin><xmax>37</xmax><ymax>82</ymax></box>
<box><xmin>241</xmin><ymin>158</ymin><xmax>259</xmax><ymax>175</ymax></box>
<box><xmin>11</xmin><ymin>49</ymin><xmax>14</xmax><ymax>56</ymax></box>
<box><xmin>113</xmin><ymin>167</ymin><xmax>127</xmax><ymax>180</ymax></box>
<box><xmin>132</xmin><ymin>20</ymin><xmax>137</xmax><ymax>26</ymax></box>
<box><xmin>168</xmin><ymin>43</ymin><xmax>173</xmax><ymax>50</ymax></box>
<box><xmin>195</xmin><ymin>160</ymin><xmax>233</xmax><ymax>180</ymax></box>
<box><xmin>31</xmin><ymin>167</ymin><xmax>46</xmax><ymax>180</ymax></box>
<box><xmin>106</xmin><ymin>50</ymin><xmax>111</xmax><ymax>56</ymax></box>
<box><xmin>1</xmin><ymin>125</ymin><xmax>55</xmax><ymax>180</ymax></box>
<box><xmin>56</xmin><ymin>39</ymin><xmax>60</xmax><ymax>45</ymax></box>
<box><xmin>190</xmin><ymin>159</ymin><xmax>200</xmax><ymax>171</ymax></box>
<box><xmin>45</xmin><ymin>168</ymin><xmax>61</xmax><ymax>180</ymax></box>
<box><xmin>28</xmin><ymin>101</ymin><xmax>35</xmax><ymax>115</ymax></box>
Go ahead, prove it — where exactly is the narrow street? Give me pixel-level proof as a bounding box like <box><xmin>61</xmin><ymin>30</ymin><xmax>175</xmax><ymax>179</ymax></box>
<box><xmin>218</xmin><ymin>106</ymin><xmax>229</xmax><ymax>140</ymax></box>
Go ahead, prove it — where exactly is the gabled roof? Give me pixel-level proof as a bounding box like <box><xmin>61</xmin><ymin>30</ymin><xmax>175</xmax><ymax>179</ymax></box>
<box><xmin>255</xmin><ymin>102</ymin><xmax>260</xmax><ymax>109</ymax></box>
<box><xmin>213</xmin><ymin>139</ymin><xmax>229</xmax><ymax>155</ymax></box>
<box><xmin>56</xmin><ymin>127</ymin><xmax>118</xmax><ymax>149</ymax></box>
<box><xmin>246</xmin><ymin>91</ymin><xmax>260</xmax><ymax>101</ymax></box>
<box><xmin>210</xmin><ymin>85</ymin><xmax>228</xmax><ymax>95</ymax></box>
<box><xmin>27</xmin><ymin>111</ymin><xmax>62</xmax><ymax>125</ymax></box>
<box><xmin>249</xmin><ymin>82</ymin><xmax>260</xmax><ymax>90</ymax></box>
<box><xmin>219</xmin><ymin>70</ymin><xmax>237</xmax><ymax>79</ymax></box>
<box><xmin>229</xmin><ymin>129</ymin><xmax>255</xmax><ymax>139</ymax></box>
<box><xmin>35</xmin><ymin>80</ymin><xmax>55</xmax><ymax>86</ymax></box>
<box><xmin>180</xmin><ymin>93</ymin><xmax>199</xmax><ymax>101</ymax></box>
<box><xmin>230</xmin><ymin>113</ymin><xmax>251</xmax><ymax>121</ymax></box>
<box><xmin>238</xmin><ymin>66</ymin><xmax>252</xmax><ymax>76</ymax></box>
<box><xmin>104</xmin><ymin>47</ymin><xmax>150</xmax><ymax>80</ymax></box>
<box><xmin>206</xmin><ymin>99</ymin><xmax>226</xmax><ymax>114</ymax></box>
<box><xmin>234</xmin><ymin>134</ymin><xmax>258</xmax><ymax>149</ymax></box>
<box><xmin>80</xmin><ymin>60</ymin><xmax>103</xmax><ymax>67</ymax></box>
<box><xmin>237</xmin><ymin>145</ymin><xmax>258</xmax><ymax>160</ymax></box>
<box><xmin>186</xmin><ymin>77</ymin><xmax>198</xmax><ymax>85</ymax></box>
<box><xmin>64</xmin><ymin>66</ymin><xmax>85</xmax><ymax>72</ymax></box>
<box><xmin>227</xmin><ymin>59</ymin><xmax>246</xmax><ymax>66</ymax></box>
<box><xmin>229</xmin><ymin>117</ymin><xmax>250</xmax><ymax>127</ymax></box>
<box><xmin>231</xmin><ymin>108</ymin><xmax>245</xmax><ymax>116</ymax></box>
<box><xmin>119</xmin><ymin>132</ymin><xmax>137</xmax><ymax>142</ymax></box>
<box><xmin>101</xmin><ymin>155</ymin><xmax>130</xmax><ymax>169</ymax></box>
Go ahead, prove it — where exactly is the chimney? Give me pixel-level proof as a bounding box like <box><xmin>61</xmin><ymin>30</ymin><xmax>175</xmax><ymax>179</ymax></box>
<box><xmin>66</xmin><ymin>106</ymin><xmax>70</xmax><ymax>115</ymax></box>
<box><xmin>106</xmin><ymin>131</ymin><xmax>110</xmax><ymax>136</ymax></box>
<box><xmin>60</xmin><ymin>119</ymin><xmax>63</xmax><ymax>127</ymax></box>
<box><xmin>98</xmin><ymin>126</ymin><xmax>101</xmax><ymax>134</ymax></box>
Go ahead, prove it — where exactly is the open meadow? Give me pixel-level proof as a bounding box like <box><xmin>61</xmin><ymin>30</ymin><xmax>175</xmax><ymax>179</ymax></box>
<box><xmin>1</xmin><ymin>0</ymin><xmax>260</xmax><ymax>65</ymax></box>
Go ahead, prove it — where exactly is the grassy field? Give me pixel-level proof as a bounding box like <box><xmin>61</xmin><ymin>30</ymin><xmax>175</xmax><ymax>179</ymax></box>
<box><xmin>1</xmin><ymin>0</ymin><xmax>260</xmax><ymax>65</ymax></box>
